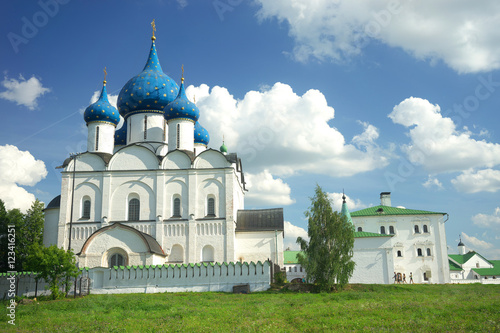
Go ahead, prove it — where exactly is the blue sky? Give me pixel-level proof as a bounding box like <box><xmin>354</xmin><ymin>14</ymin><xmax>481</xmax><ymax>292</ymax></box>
<box><xmin>1</xmin><ymin>0</ymin><xmax>500</xmax><ymax>258</ymax></box>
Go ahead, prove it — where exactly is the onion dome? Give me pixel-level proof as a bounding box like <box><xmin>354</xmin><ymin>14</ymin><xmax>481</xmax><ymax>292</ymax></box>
<box><xmin>194</xmin><ymin>122</ymin><xmax>210</xmax><ymax>146</ymax></box>
<box><xmin>117</xmin><ymin>38</ymin><xmax>179</xmax><ymax>119</ymax></box>
<box><xmin>114</xmin><ymin>121</ymin><xmax>127</xmax><ymax>146</ymax></box>
<box><xmin>340</xmin><ymin>191</ymin><xmax>352</xmax><ymax>224</ymax></box>
<box><xmin>84</xmin><ymin>81</ymin><xmax>120</xmax><ymax>126</ymax></box>
<box><xmin>164</xmin><ymin>76</ymin><xmax>200</xmax><ymax>122</ymax></box>
<box><xmin>458</xmin><ymin>236</ymin><xmax>464</xmax><ymax>247</ymax></box>
<box><xmin>220</xmin><ymin>141</ymin><xmax>228</xmax><ymax>153</ymax></box>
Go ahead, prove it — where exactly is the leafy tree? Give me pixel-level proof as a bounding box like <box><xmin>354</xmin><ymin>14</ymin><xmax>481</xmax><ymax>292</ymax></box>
<box><xmin>17</xmin><ymin>200</ymin><xmax>45</xmax><ymax>270</ymax></box>
<box><xmin>297</xmin><ymin>185</ymin><xmax>355</xmax><ymax>291</ymax></box>
<box><xmin>0</xmin><ymin>199</ymin><xmax>45</xmax><ymax>272</ymax></box>
<box><xmin>25</xmin><ymin>244</ymin><xmax>80</xmax><ymax>299</ymax></box>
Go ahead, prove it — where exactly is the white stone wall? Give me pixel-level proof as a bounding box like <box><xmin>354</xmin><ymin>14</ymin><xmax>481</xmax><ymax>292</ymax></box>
<box><xmin>128</xmin><ymin>113</ymin><xmax>166</xmax><ymax>144</ymax></box>
<box><xmin>352</xmin><ymin>213</ymin><xmax>450</xmax><ymax>284</ymax></box>
<box><xmin>235</xmin><ymin>231</ymin><xmax>284</xmax><ymax>267</ymax></box>
<box><xmin>47</xmin><ymin>146</ymin><xmax>265</xmax><ymax>268</ymax></box>
<box><xmin>0</xmin><ymin>261</ymin><xmax>271</xmax><ymax>298</ymax></box>
<box><xmin>350</xmin><ymin>237</ymin><xmax>393</xmax><ymax>284</ymax></box>
<box><xmin>168</xmin><ymin>119</ymin><xmax>194</xmax><ymax>152</ymax></box>
<box><xmin>87</xmin><ymin>122</ymin><xmax>115</xmax><ymax>154</ymax></box>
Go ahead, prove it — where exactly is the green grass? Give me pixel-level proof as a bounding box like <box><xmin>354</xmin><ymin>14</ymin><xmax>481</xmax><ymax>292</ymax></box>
<box><xmin>1</xmin><ymin>284</ymin><xmax>499</xmax><ymax>332</ymax></box>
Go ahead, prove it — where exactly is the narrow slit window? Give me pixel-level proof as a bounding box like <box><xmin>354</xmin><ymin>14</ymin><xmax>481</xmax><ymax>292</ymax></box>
<box><xmin>144</xmin><ymin>115</ymin><xmax>147</xmax><ymax>140</ymax></box>
<box><xmin>173</xmin><ymin>197</ymin><xmax>181</xmax><ymax>217</ymax></box>
<box><xmin>176</xmin><ymin>124</ymin><xmax>180</xmax><ymax>149</ymax></box>
<box><xmin>82</xmin><ymin>200</ymin><xmax>91</xmax><ymax>219</ymax></box>
<box><xmin>95</xmin><ymin>126</ymin><xmax>99</xmax><ymax>151</ymax></box>
<box><xmin>207</xmin><ymin>197</ymin><xmax>215</xmax><ymax>217</ymax></box>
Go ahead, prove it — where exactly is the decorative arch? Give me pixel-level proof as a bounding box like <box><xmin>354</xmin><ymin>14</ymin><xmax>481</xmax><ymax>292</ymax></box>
<box><xmin>104</xmin><ymin>247</ymin><xmax>129</xmax><ymax>267</ymax></box>
<box><xmin>161</xmin><ymin>149</ymin><xmax>192</xmax><ymax>169</ymax></box>
<box><xmin>169</xmin><ymin>244</ymin><xmax>184</xmax><ymax>263</ymax></box>
<box><xmin>197</xmin><ymin>178</ymin><xmax>225</xmax><ymax>218</ymax></box>
<box><xmin>74</xmin><ymin>182</ymin><xmax>102</xmax><ymax>221</ymax></box>
<box><xmin>165</xmin><ymin>179</ymin><xmax>188</xmax><ymax>218</ymax></box>
<box><xmin>201</xmin><ymin>245</ymin><xmax>214</xmax><ymax>262</ymax></box>
<box><xmin>108</xmin><ymin>145</ymin><xmax>159</xmax><ymax>170</ymax></box>
<box><xmin>193</xmin><ymin>149</ymin><xmax>230</xmax><ymax>169</ymax></box>
<box><xmin>110</xmin><ymin>181</ymin><xmax>155</xmax><ymax>221</ymax></box>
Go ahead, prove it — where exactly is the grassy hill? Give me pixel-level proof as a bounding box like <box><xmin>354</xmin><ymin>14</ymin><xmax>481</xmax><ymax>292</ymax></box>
<box><xmin>1</xmin><ymin>284</ymin><xmax>499</xmax><ymax>332</ymax></box>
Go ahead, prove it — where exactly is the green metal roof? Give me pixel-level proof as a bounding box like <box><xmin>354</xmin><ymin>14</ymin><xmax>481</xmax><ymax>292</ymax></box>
<box><xmin>284</xmin><ymin>250</ymin><xmax>301</xmax><ymax>264</ymax></box>
<box><xmin>472</xmin><ymin>260</ymin><xmax>500</xmax><ymax>276</ymax></box>
<box><xmin>354</xmin><ymin>231</ymin><xmax>393</xmax><ymax>238</ymax></box>
<box><xmin>351</xmin><ymin>205</ymin><xmax>446</xmax><ymax>217</ymax></box>
<box><xmin>448</xmin><ymin>259</ymin><xmax>463</xmax><ymax>271</ymax></box>
<box><xmin>449</xmin><ymin>251</ymin><xmax>492</xmax><ymax>266</ymax></box>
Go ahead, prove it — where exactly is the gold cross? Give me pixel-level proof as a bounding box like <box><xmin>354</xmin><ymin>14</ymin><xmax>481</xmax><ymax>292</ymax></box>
<box><xmin>181</xmin><ymin>64</ymin><xmax>184</xmax><ymax>82</ymax></box>
<box><xmin>103</xmin><ymin>67</ymin><xmax>107</xmax><ymax>84</ymax></box>
<box><xmin>151</xmin><ymin>19</ymin><xmax>156</xmax><ymax>38</ymax></box>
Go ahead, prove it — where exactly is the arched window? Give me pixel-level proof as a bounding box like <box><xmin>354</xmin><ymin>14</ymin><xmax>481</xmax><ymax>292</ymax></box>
<box><xmin>109</xmin><ymin>253</ymin><xmax>124</xmax><ymax>267</ymax></box>
<box><xmin>357</xmin><ymin>227</ymin><xmax>362</xmax><ymax>232</ymax></box>
<box><xmin>202</xmin><ymin>245</ymin><xmax>214</xmax><ymax>262</ymax></box>
<box><xmin>417</xmin><ymin>248</ymin><xmax>423</xmax><ymax>257</ymax></box>
<box><xmin>389</xmin><ymin>226</ymin><xmax>395</xmax><ymax>234</ymax></box>
<box><xmin>426</xmin><ymin>248</ymin><xmax>431</xmax><ymax>256</ymax></box>
<box><xmin>289</xmin><ymin>267</ymin><xmax>291</xmax><ymax>272</ymax></box>
<box><xmin>207</xmin><ymin>197</ymin><xmax>215</xmax><ymax>217</ymax></box>
<box><xmin>294</xmin><ymin>267</ymin><xmax>297</xmax><ymax>272</ymax></box>
<box><xmin>173</xmin><ymin>197</ymin><xmax>181</xmax><ymax>217</ymax></box>
<box><xmin>128</xmin><ymin>198</ymin><xmax>140</xmax><ymax>221</ymax></box>
<box><xmin>414</xmin><ymin>225</ymin><xmax>420</xmax><ymax>234</ymax></box>
<box><xmin>397</xmin><ymin>250</ymin><xmax>402</xmax><ymax>257</ymax></box>
<box><xmin>423</xmin><ymin>225</ymin><xmax>428</xmax><ymax>233</ymax></box>
<box><xmin>82</xmin><ymin>199</ymin><xmax>91</xmax><ymax>219</ymax></box>
<box><xmin>95</xmin><ymin>126</ymin><xmax>100</xmax><ymax>151</ymax></box>
<box><xmin>380</xmin><ymin>226</ymin><xmax>386</xmax><ymax>234</ymax></box>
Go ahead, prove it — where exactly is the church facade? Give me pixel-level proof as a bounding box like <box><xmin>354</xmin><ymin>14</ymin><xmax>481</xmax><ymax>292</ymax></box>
<box><xmin>43</xmin><ymin>30</ymin><xmax>284</xmax><ymax>269</ymax></box>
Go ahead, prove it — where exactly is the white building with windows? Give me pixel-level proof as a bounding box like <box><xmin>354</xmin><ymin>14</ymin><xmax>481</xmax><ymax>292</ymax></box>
<box><xmin>285</xmin><ymin>192</ymin><xmax>451</xmax><ymax>284</ymax></box>
<box><xmin>349</xmin><ymin>192</ymin><xmax>450</xmax><ymax>284</ymax></box>
<box><xmin>448</xmin><ymin>239</ymin><xmax>500</xmax><ymax>283</ymax></box>
<box><xmin>43</xmin><ymin>32</ymin><xmax>284</xmax><ymax>269</ymax></box>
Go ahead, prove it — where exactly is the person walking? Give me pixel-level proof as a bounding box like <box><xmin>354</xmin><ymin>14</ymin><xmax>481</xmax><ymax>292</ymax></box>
<box><xmin>403</xmin><ymin>273</ymin><xmax>406</xmax><ymax>284</ymax></box>
<box><xmin>409</xmin><ymin>272</ymin><xmax>414</xmax><ymax>284</ymax></box>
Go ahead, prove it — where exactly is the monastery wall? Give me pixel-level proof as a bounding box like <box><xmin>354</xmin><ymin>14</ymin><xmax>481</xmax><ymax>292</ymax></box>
<box><xmin>0</xmin><ymin>261</ymin><xmax>271</xmax><ymax>298</ymax></box>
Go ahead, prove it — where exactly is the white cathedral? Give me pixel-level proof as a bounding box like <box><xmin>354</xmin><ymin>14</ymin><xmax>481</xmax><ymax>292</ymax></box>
<box><xmin>43</xmin><ymin>30</ymin><xmax>284</xmax><ymax>269</ymax></box>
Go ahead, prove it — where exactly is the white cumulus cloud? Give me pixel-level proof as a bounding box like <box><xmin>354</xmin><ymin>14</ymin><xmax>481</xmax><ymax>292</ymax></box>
<box><xmin>0</xmin><ymin>74</ymin><xmax>50</xmax><ymax>110</ymax></box>
<box><xmin>284</xmin><ymin>221</ymin><xmax>308</xmax><ymax>250</ymax></box>
<box><xmin>256</xmin><ymin>0</ymin><xmax>500</xmax><ymax>73</ymax></box>
<box><xmin>452</xmin><ymin>169</ymin><xmax>500</xmax><ymax>193</ymax></box>
<box><xmin>472</xmin><ymin>207</ymin><xmax>500</xmax><ymax>231</ymax></box>
<box><xmin>245</xmin><ymin>170</ymin><xmax>295</xmax><ymax>206</ymax></box>
<box><xmin>389</xmin><ymin>97</ymin><xmax>500</xmax><ymax>174</ymax></box>
<box><xmin>328</xmin><ymin>192</ymin><xmax>367</xmax><ymax>211</ymax></box>
<box><xmin>423</xmin><ymin>175</ymin><xmax>443</xmax><ymax>190</ymax></box>
<box><xmin>461</xmin><ymin>232</ymin><xmax>493</xmax><ymax>250</ymax></box>
<box><xmin>0</xmin><ymin>145</ymin><xmax>47</xmax><ymax>212</ymax></box>
<box><xmin>187</xmin><ymin>82</ymin><xmax>388</xmax><ymax>177</ymax></box>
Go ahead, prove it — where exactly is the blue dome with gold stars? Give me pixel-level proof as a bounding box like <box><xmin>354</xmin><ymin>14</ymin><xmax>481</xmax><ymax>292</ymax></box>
<box><xmin>117</xmin><ymin>39</ymin><xmax>179</xmax><ymax>118</ymax></box>
<box><xmin>194</xmin><ymin>121</ymin><xmax>210</xmax><ymax>146</ymax></box>
<box><xmin>165</xmin><ymin>79</ymin><xmax>200</xmax><ymax>122</ymax></box>
<box><xmin>114</xmin><ymin>121</ymin><xmax>127</xmax><ymax>145</ymax></box>
<box><xmin>84</xmin><ymin>83</ymin><xmax>120</xmax><ymax>126</ymax></box>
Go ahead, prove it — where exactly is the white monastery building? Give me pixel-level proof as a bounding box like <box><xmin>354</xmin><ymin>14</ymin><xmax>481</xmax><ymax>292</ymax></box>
<box><xmin>285</xmin><ymin>192</ymin><xmax>451</xmax><ymax>284</ymax></box>
<box><xmin>43</xmin><ymin>30</ymin><xmax>284</xmax><ymax>269</ymax></box>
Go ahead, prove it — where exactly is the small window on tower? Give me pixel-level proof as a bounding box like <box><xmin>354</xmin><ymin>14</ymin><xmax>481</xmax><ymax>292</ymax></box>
<box><xmin>207</xmin><ymin>197</ymin><xmax>215</xmax><ymax>217</ymax></box>
<box><xmin>95</xmin><ymin>126</ymin><xmax>99</xmax><ymax>151</ymax></box>
<box><xmin>82</xmin><ymin>200</ymin><xmax>91</xmax><ymax>219</ymax></box>
<box><xmin>173</xmin><ymin>197</ymin><xmax>181</xmax><ymax>217</ymax></box>
<box><xmin>144</xmin><ymin>115</ymin><xmax>147</xmax><ymax>140</ymax></box>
